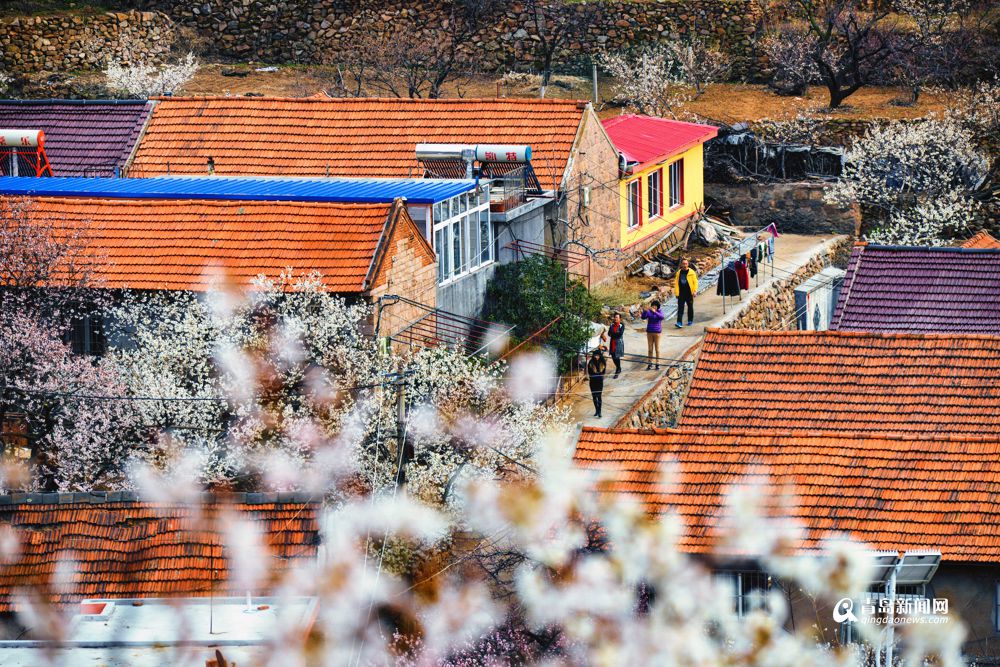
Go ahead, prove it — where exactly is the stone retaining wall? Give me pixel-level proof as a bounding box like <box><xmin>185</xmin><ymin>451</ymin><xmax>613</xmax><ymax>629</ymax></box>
<box><xmin>719</xmin><ymin>235</ymin><xmax>852</xmax><ymax>331</ymax></box>
<box><xmin>147</xmin><ymin>0</ymin><xmax>763</xmax><ymax>75</ymax></box>
<box><xmin>1</xmin><ymin>10</ymin><xmax>174</xmax><ymax>73</ymax></box>
<box><xmin>706</xmin><ymin>181</ymin><xmax>860</xmax><ymax>235</ymax></box>
<box><xmin>614</xmin><ymin>361</ymin><xmax>694</xmax><ymax>430</ymax></box>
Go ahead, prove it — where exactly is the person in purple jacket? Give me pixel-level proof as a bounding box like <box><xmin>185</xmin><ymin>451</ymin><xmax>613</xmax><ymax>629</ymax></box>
<box><xmin>641</xmin><ymin>300</ymin><xmax>664</xmax><ymax>370</ymax></box>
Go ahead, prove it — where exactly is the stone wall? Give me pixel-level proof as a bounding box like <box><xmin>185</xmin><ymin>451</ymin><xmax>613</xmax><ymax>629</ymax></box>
<box><xmin>148</xmin><ymin>0</ymin><xmax>762</xmax><ymax>75</ymax></box>
<box><xmin>614</xmin><ymin>361</ymin><xmax>694</xmax><ymax>430</ymax></box>
<box><xmin>0</xmin><ymin>10</ymin><xmax>174</xmax><ymax>73</ymax></box>
<box><xmin>706</xmin><ymin>181</ymin><xmax>861</xmax><ymax>236</ymax></box>
<box><xmin>720</xmin><ymin>235</ymin><xmax>852</xmax><ymax>331</ymax></box>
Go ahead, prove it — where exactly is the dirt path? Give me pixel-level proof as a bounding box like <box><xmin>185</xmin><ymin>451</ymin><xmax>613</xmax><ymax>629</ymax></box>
<box><xmin>566</xmin><ymin>233</ymin><xmax>843</xmax><ymax>427</ymax></box>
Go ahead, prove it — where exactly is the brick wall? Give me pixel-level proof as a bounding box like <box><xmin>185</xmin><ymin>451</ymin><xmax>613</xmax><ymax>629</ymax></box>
<box><xmin>554</xmin><ymin>105</ymin><xmax>622</xmax><ymax>287</ymax></box>
<box><xmin>367</xmin><ymin>206</ymin><xmax>437</xmax><ymax>337</ymax></box>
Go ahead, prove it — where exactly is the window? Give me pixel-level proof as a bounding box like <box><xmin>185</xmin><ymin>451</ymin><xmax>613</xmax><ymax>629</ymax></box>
<box><xmin>436</xmin><ymin>227</ymin><xmax>449</xmax><ymax>283</ymax></box>
<box><xmin>434</xmin><ymin>185</ymin><xmax>493</xmax><ymax>285</ymax></box>
<box><xmin>626</xmin><ymin>179</ymin><xmax>642</xmax><ymax>229</ymax></box>
<box><xmin>452</xmin><ymin>219</ymin><xmax>463</xmax><ymax>276</ymax></box>
<box><xmin>647</xmin><ymin>169</ymin><xmax>662</xmax><ymax>219</ymax></box>
<box><xmin>479</xmin><ymin>209</ymin><xmax>492</xmax><ymax>264</ymax></box>
<box><xmin>669</xmin><ymin>159</ymin><xmax>684</xmax><ymax>208</ymax></box>
<box><xmin>468</xmin><ymin>215</ymin><xmax>480</xmax><ymax>270</ymax></box>
<box><xmin>68</xmin><ymin>314</ymin><xmax>106</xmax><ymax>356</ymax></box>
<box><xmin>715</xmin><ymin>570</ymin><xmax>771</xmax><ymax>619</ymax></box>
<box><xmin>995</xmin><ymin>582</ymin><xmax>1000</xmax><ymax>632</ymax></box>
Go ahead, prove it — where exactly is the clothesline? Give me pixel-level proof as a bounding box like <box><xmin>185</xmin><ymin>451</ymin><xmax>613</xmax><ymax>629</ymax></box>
<box><xmin>696</xmin><ymin>223</ymin><xmax>779</xmax><ymax>313</ymax></box>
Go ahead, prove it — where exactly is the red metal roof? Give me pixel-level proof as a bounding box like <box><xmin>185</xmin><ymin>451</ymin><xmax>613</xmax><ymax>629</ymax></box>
<box><xmin>575</xmin><ymin>428</ymin><xmax>1000</xmax><ymax>561</ymax></box>
<box><xmin>601</xmin><ymin>114</ymin><xmax>717</xmax><ymax>170</ymax></box>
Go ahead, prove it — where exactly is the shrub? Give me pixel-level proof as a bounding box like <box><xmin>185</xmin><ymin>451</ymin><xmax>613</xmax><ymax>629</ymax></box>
<box><xmin>482</xmin><ymin>256</ymin><xmax>599</xmax><ymax>372</ymax></box>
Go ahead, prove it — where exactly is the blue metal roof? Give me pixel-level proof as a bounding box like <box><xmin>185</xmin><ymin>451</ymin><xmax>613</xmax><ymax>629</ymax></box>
<box><xmin>0</xmin><ymin>176</ymin><xmax>477</xmax><ymax>204</ymax></box>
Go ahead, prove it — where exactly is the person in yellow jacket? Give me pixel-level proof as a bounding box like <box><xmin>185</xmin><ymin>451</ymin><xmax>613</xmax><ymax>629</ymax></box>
<box><xmin>673</xmin><ymin>258</ymin><xmax>698</xmax><ymax>328</ymax></box>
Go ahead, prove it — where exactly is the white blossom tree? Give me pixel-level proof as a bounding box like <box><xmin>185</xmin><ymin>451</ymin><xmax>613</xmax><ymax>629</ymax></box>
<box><xmin>826</xmin><ymin>117</ymin><xmax>989</xmax><ymax>245</ymax></box>
<box><xmin>104</xmin><ymin>51</ymin><xmax>198</xmax><ymax>98</ymax></box>
<box><xmin>600</xmin><ymin>39</ymin><xmax>729</xmax><ymax>118</ymax></box>
<box><xmin>106</xmin><ymin>270</ymin><xmax>568</xmax><ymax>506</ymax></box>
<box><xmin>600</xmin><ymin>46</ymin><xmax>690</xmax><ymax>118</ymax></box>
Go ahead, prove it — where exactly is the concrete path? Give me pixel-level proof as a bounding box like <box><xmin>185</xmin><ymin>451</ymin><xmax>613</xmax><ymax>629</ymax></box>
<box><xmin>566</xmin><ymin>233</ymin><xmax>841</xmax><ymax>428</ymax></box>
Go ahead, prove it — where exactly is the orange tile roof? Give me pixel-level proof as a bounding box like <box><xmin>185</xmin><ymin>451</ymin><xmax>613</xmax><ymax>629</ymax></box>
<box><xmin>575</xmin><ymin>428</ymin><xmax>1000</xmax><ymax>561</ymax></box>
<box><xmin>130</xmin><ymin>97</ymin><xmax>590</xmax><ymax>190</ymax></box>
<box><xmin>21</xmin><ymin>196</ymin><xmax>411</xmax><ymax>292</ymax></box>
<box><xmin>679</xmin><ymin>329</ymin><xmax>1000</xmax><ymax>436</ymax></box>
<box><xmin>0</xmin><ymin>495</ymin><xmax>319</xmax><ymax>611</ymax></box>
<box><xmin>962</xmin><ymin>230</ymin><xmax>1000</xmax><ymax>249</ymax></box>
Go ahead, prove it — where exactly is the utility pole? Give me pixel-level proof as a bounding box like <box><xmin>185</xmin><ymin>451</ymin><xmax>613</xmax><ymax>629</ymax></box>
<box><xmin>592</xmin><ymin>63</ymin><xmax>599</xmax><ymax>105</ymax></box>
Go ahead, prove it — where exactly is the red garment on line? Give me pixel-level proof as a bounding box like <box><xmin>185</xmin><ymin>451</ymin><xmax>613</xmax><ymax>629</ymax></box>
<box><xmin>735</xmin><ymin>261</ymin><xmax>750</xmax><ymax>290</ymax></box>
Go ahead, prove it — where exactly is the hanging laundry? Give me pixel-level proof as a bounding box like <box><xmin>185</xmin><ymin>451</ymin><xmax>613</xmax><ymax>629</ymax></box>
<box><xmin>765</xmin><ymin>222</ymin><xmax>781</xmax><ymax>238</ymax></box>
<box><xmin>767</xmin><ymin>236</ymin><xmax>775</xmax><ymax>259</ymax></box>
<box><xmin>735</xmin><ymin>260</ymin><xmax>750</xmax><ymax>290</ymax></box>
<box><xmin>748</xmin><ymin>250</ymin><xmax>758</xmax><ymax>278</ymax></box>
<box><xmin>717</xmin><ymin>267</ymin><xmax>741</xmax><ymax>296</ymax></box>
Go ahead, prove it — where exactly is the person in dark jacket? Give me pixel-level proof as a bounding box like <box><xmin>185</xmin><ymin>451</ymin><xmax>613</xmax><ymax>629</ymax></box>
<box><xmin>587</xmin><ymin>347</ymin><xmax>607</xmax><ymax>418</ymax></box>
<box><xmin>640</xmin><ymin>300</ymin><xmax>664</xmax><ymax>371</ymax></box>
<box><xmin>673</xmin><ymin>258</ymin><xmax>698</xmax><ymax>328</ymax></box>
<box><xmin>606</xmin><ymin>313</ymin><xmax>626</xmax><ymax>378</ymax></box>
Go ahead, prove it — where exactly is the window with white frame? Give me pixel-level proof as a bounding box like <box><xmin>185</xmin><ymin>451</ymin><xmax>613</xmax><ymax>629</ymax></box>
<box><xmin>647</xmin><ymin>169</ymin><xmax>662</xmax><ymax>219</ymax></box>
<box><xmin>668</xmin><ymin>159</ymin><xmax>684</xmax><ymax>208</ymax></box>
<box><xmin>996</xmin><ymin>582</ymin><xmax>1000</xmax><ymax>632</ymax></box>
<box><xmin>432</xmin><ymin>184</ymin><xmax>492</xmax><ymax>285</ymax></box>
<box><xmin>626</xmin><ymin>179</ymin><xmax>641</xmax><ymax>229</ymax></box>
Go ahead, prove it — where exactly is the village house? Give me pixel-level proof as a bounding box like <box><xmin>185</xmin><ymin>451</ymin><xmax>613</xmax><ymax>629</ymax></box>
<box><xmin>0</xmin><ymin>492</ymin><xmax>320</xmax><ymax>641</ymax></box>
<box><xmin>0</xmin><ymin>100</ymin><xmax>153</xmax><ymax>177</ymax></box>
<box><xmin>0</xmin><ymin>179</ymin><xmax>441</xmax><ymax>344</ymax></box>
<box><xmin>831</xmin><ymin>242</ymin><xmax>1000</xmax><ymax>334</ymax></box>
<box><xmin>121</xmin><ymin>96</ymin><xmax>629</xmax><ymax>304</ymax></box>
<box><xmin>677</xmin><ymin>329</ymin><xmax>1000</xmax><ymax>436</ymax></box>
<box><xmin>601</xmin><ymin>113</ymin><xmax>717</xmax><ymax>252</ymax></box>
<box><xmin>574</xmin><ymin>426</ymin><xmax>1000</xmax><ymax>660</ymax></box>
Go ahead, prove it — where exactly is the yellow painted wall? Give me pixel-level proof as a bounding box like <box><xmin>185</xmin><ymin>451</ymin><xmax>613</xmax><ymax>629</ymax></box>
<box><xmin>618</xmin><ymin>143</ymin><xmax>704</xmax><ymax>249</ymax></box>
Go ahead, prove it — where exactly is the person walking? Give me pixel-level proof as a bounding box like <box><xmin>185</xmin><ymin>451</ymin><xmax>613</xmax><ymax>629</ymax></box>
<box><xmin>673</xmin><ymin>258</ymin><xmax>698</xmax><ymax>328</ymax></box>
<box><xmin>606</xmin><ymin>313</ymin><xmax>626</xmax><ymax>379</ymax></box>
<box><xmin>641</xmin><ymin>300</ymin><xmax>664</xmax><ymax>371</ymax></box>
<box><xmin>587</xmin><ymin>347</ymin><xmax>607</xmax><ymax>418</ymax></box>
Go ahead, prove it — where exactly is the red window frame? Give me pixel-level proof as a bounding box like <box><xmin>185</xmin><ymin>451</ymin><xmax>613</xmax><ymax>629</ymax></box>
<box><xmin>647</xmin><ymin>168</ymin><xmax>663</xmax><ymax>219</ymax></box>
<box><xmin>627</xmin><ymin>178</ymin><xmax>642</xmax><ymax>228</ymax></box>
<box><xmin>669</xmin><ymin>159</ymin><xmax>685</xmax><ymax>209</ymax></box>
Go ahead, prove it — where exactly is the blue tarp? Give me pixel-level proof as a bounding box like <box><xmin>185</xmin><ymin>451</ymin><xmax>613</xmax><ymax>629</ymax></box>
<box><xmin>0</xmin><ymin>176</ymin><xmax>477</xmax><ymax>204</ymax></box>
